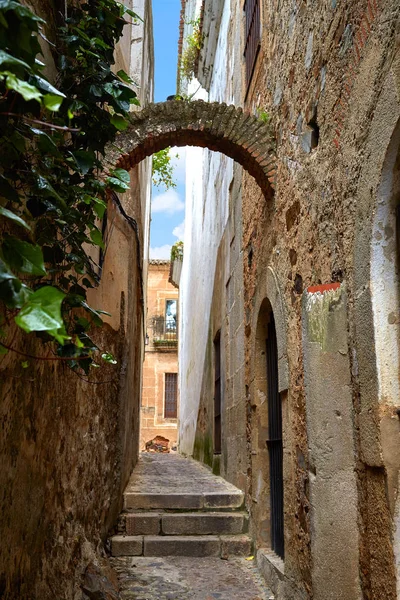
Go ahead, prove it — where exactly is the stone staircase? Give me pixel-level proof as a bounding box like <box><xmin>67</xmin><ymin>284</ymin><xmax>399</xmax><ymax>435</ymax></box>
<box><xmin>110</xmin><ymin>453</ymin><xmax>252</xmax><ymax>558</ymax></box>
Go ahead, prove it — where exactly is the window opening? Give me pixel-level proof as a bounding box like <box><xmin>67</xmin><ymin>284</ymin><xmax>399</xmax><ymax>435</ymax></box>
<box><xmin>164</xmin><ymin>373</ymin><xmax>178</xmax><ymax>418</ymax></box>
<box><xmin>266</xmin><ymin>313</ymin><xmax>284</xmax><ymax>559</ymax></box>
<box><xmin>244</xmin><ymin>0</ymin><xmax>261</xmax><ymax>88</ymax></box>
<box><xmin>165</xmin><ymin>299</ymin><xmax>177</xmax><ymax>334</ymax></box>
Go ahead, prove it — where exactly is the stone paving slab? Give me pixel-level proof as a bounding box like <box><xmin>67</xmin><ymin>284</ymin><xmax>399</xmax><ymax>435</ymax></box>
<box><xmin>125</xmin><ymin>453</ymin><xmax>244</xmax><ymax>496</ymax></box>
<box><xmin>111</xmin><ymin>556</ymin><xmax>275</xmax><ymax>600</ymax></box>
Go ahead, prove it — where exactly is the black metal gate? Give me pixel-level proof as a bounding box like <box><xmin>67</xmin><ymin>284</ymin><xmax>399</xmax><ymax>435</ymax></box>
<box><xmin>214</xmin><ymin>332</ymin><xmax>222</xmax><ymax>454</ymax></box>
<box><xmin>266</xmin><ymin>314</ymin><xmax>284</xmax><ymax>559</ymax></box>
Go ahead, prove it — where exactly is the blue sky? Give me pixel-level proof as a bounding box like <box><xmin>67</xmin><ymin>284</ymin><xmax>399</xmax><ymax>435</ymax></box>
<box><xmin>150</xmin><ymin>0</ymin><xmax>186</xmax><ymax>259</ymax></box>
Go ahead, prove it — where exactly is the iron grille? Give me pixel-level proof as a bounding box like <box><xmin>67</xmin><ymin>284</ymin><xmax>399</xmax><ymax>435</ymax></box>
<box><xmin>266</xmin><ymin>314</ymin><xmax>284</xmax><ymax>559</ymax></box>
<box><xmin>244</xmin><ymin>0</ymin><xmax>261</xmax><ymax>87</ymax></box>
<box><xmin>164</xmin><ymin>373</ymin><xmax>178</xmax><ymax>418</ymax></box>
<box><xmin>149</xmin><ymin>315</ymin><xmax>178</xmax><ymax>348</ymax></box>
<box><xmin>214</xmin><ymin>332</ymin><xmax>222</xmax><ymax>454</ymax></box>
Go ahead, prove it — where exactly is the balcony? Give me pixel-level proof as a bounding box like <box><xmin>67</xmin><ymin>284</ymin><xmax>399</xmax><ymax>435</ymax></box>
<box><xmin>148</xmin><ymin>315</ymin><xmax>178</xmax><ymax>351</ymax></box>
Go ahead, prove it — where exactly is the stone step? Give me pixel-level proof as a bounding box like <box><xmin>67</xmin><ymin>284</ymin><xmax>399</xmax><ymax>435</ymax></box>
<box><xmin>111</xmin><ymin>534</ymin><xmax>252</xmax><ymax>558</ymax></box>
<box><xmin>122</xmin><ymin>511</ymin><xmax>248</xmax><ymax>536</ymax></box>
<box><xmin>123</xmin><ymin>491</ymin><xmax>244</xmax><ymax>511</ymax></box>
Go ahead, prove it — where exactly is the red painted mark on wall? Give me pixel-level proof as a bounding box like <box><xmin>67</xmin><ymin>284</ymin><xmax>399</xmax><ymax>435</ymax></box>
<box><xmin>332</xmin><ymin>0</ymin><xmax>381</xmax><ymax>150</ymax></box>
<box><xmin>307</xmin><ymin>282</ymin><xmax>341</xmax><ymax>294</ymax></box>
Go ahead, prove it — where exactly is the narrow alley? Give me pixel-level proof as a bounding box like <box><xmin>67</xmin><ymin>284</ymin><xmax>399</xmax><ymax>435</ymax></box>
<box><xmin>110</xmin><ymin>453</ymin><xmax>273</xmax><ymax>599</ymax></box>
<box><xmin>1</xmin><ymin>0</ymin><xmax>400</xmax><ymax>599</ymax></box>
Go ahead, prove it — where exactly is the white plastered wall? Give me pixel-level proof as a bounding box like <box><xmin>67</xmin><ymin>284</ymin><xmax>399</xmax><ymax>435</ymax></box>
<box><xmin>178</xmin><ymin>0</ymin><xmax>239</xmax><ymax>455</ymax></box>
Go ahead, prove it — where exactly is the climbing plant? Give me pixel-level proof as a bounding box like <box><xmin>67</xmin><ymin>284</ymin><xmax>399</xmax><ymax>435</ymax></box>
<box><xmin>179</xmin><ymin>18</ymin><xmax>203</xmax><ymax>85</ymax></box>
<box><xmin>152</xmin><ymin>148</ymin><xmax>178</xmax><ymax>191</ymax></box>
<box><xmin>0</xmin><ymin>0</ymin><xmax>140</xmax><ymax>373</ymax></box>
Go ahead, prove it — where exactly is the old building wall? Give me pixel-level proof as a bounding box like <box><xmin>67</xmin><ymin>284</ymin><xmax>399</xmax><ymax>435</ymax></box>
<box><xmin>0</xmin><ymin>2</ymin><xmax>154</xmax><ymax>598</ymax></box>
<box><xmin>140</xmin><ymin>261</ymin><xmax>179</xmax><ymax>450</ymax></box>
<box><xmin>241</xmin><ymin>1</ymin><xmax>400</xmax><ymax>599</ymax></box>
<box><xmin>177</xmin><ymin>0</ymin><xmax>400</xmax><ymax>599</ymax></box>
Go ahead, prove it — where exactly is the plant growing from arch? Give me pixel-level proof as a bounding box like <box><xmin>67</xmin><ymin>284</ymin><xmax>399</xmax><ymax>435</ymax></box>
<box><xmin>152</xmin><ymin>148</ymin><xmax>179</xmax><ymax>191</ymax></box>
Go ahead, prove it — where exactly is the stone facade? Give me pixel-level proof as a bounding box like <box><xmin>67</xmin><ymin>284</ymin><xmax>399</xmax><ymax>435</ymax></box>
<box><xmin>140</xmin><ymin>261</ymin><xmax>179</xmax><ymax>451</ymax></box>
<box><xmin>0</xmin><ymin>2</ymin><xmax>154</xmax><ymax>598</ymax></box>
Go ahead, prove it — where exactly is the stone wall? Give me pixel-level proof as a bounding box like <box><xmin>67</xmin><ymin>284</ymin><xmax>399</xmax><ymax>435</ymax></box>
<box><xmin>241</xmin><ymin>1</ymin><xmax>400</xmax><ymax>598</ymax></box>
<box><xmin>176</xmin><ymin>0</ymin><xmax>400</xmax><ymax>599</ymax></box>
<box><xmin>0</xmin><ymin>1</ymin><xmax>154</xmax><ymax>598</ymax></box>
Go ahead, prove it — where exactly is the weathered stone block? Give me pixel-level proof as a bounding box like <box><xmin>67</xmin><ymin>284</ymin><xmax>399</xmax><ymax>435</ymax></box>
<box><xmin>203</xmin><ymin>491</ymin><xmax>244</xmax><ymax>509</ymax></box>
<box><xmin>220</xmin><ymin>535</ymin><xmax>253</xmax><ymax>558</ymax></box>
<box><xmin>124</xmin><ymin>492</ymin><xmax>203</xmax><ymax>510</ymax></box>
<box><xmin>111</xmin><ymin>535</ymin><xmax>143</xmax><ymax>557</ymax></box>
<box><xmin>161</xmin><ymin>512</ymin><xmax>246</xmax><ymax>535</ymax></box>
<box><xmin>143</xmin><ymin>535</ymin><xmax>220</xmax><ymax>557</ymax></box>
<box><xmin>125</xmin><ymin>513</ymin><xmax>161</xmax><ymax>535</ymax></box>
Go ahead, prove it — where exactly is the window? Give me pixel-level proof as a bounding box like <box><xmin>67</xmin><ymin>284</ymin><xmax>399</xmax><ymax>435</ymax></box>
<box><xmin>165</xmin><ymin>299</ymin><xmax>177</xmax><ymax>333</ymax></box>
<box><xmin>164</xmin><ymin>373</ymin><xmax>178</xmax><ymax>418</ymax></box>
<box><xmin>244</xmin><ymin>0</ymin><xmax>261</xmax><ymax>88</ymax></box>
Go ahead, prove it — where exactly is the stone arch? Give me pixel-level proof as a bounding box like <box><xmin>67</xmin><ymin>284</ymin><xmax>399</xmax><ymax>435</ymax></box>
<box><xmin>106</xmin><ymin>100</ymin><xmax>276</xmax><ymax>198</ymax></box>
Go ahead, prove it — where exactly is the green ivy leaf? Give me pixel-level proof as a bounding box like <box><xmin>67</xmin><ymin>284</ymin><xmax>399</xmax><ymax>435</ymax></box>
<box><xmin>110</xmin><ymin>114</ymin><xmax>128</xmax><ymax>131</ymax></box>
<box><xmin>101</xmin><ymin>352</ymin><xmax>117</xmax><ymax>364</ymax></box>
<box><xmin>93</xmin><ymin>198</ymin><xmax>107</xmax><ymax>219</ymax></box>
<box><xmin>43</xmin><ymin>93</ymin><xmax>63</xmax><ymax>111</ymax></box>
<box><xmin>0</xmin><ymin>50</ymin><xmax>30</xmax><ymax>70</ymax></box>
<box><xmin>3</xmin><ymin>71</ymin><xmax>42</xmax><ymax>102</ymax></box>
<box><xmin>0</xmin><ymin>260</ymin><xmax>32</xmax><ymax>308</ymax></box>
<box><xmin>117</xmin><ymin>3</ymin><xmax>143</xmax><ymax>22</ymax></box>
<box><xmin>71</xmin><ymin>150</ymin><xmax>96</xmax><ymax>174</ymax></box>
<box><xmin>15</xmin><ymin>286</ymin><xmax>66</xmax><ymax>338</ymax></box>
<box><xmin>2</xmin><ymin>236</ymin><xmax>46</xmax><ymax>275</ymax></box>
<box><xmin>112</xmin><ymin>168</ymin><xmax>130</xmax><ymax>184</ymax></box>
<box><xmin>0</xmin><ymin>345</ymin><xmax>8</xmax><ymax>356</ymax></box>
<box><xmin>32</xmin><ymin>75</ymin><xmax>65</xmax><ymax>97</ymax></box>
<box><xmin>0</xmin><ymin>206</ymin><xmax>30</xmax><ymax>230</ymax></box>
<box><xmin>31</xmin><ymin>128</ymin><xmax>60</xmax><ymax>155</ymax></box>
<box><xmin>0</xmin><ymin>2</ymin><xmax>44</xmax><ymax>23</ymax></box>
<box><xmin>0</xmin><ymin>258</ymin><xmax>16</xmax><ymax>284</ymax></box>
<box><xmin>89</xmin><ymin>228</ymin><xmax>104</xmax><ymax>249</ymax></box>
<box><xmin>36</xmin><ymin>175</ymin><xmax>66</xmax><ymax>208</ymax></box>
<box><xmin>116</xmin><ymin>69</ymin><xmax>134</xmax><ymax>84</ymax></box>
<box><xmin>106</xmin><ymin>177</ymin><xmax>129</xmax><ymax>192</ymax></box>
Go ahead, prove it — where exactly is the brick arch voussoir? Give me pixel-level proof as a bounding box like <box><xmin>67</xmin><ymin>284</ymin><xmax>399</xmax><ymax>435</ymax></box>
<box><xmin>108</xmin><ymin>100</ymin><xmax>276</xmax><ymax>198</ymax></box>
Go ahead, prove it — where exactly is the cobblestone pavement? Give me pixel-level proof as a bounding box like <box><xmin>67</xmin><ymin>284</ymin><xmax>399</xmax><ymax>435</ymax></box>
<box><xmin>111</xmin><ymin>556</ymin><xmax>274</xmax><ymax>600</ymax></box>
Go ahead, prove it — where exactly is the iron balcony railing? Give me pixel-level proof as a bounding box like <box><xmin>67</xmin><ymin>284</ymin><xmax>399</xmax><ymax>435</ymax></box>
<box><xmin>148</xmin><ymin>315</ymin><xmax>178</xmax><ymax>349</ymax></box>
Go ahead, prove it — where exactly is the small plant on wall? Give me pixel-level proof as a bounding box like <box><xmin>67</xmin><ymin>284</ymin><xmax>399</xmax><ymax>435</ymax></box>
<box><xmin>179</xmin><ymin>18</ymin><xmax>203</xmax><ymax>84</ymax></box>
<box><xmin>171</xmin><ymin>241</ymin><xmax>183</xmax><ymax>262</ymax></box>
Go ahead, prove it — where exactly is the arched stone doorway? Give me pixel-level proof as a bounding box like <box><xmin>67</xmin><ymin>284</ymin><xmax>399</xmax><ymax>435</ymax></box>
<box><xmin>249</xmin><ymin>268</ymin><xmax>289</xmax><ymax>558</ymax></box>
<box><xmin>106</xmin><ymin>99</ymin><xmax>276</xmax><ymax>199</ymax></box>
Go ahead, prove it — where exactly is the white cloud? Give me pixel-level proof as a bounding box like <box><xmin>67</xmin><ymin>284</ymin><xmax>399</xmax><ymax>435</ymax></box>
<box><xmin>170</xmin><ymin>147</ymin><xmax>186</xmax><ymax>184</ymax></box>
<box><xmin>150</xmin><ymin>244</ymin><xmax>172</xmax><ymax>260</ymax></box>
<box><xmin>173</xmin><ymin>220</ymin><xmax>185</xmax><ymax>241</ymax></box>
<box><xmin>152</xmin><ymin>189</ymin><xmax>184</xmax><ymax>215</ymax></box>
